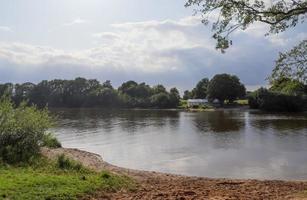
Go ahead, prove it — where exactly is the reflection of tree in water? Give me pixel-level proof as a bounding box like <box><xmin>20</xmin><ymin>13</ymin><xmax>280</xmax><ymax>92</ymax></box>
<box><xmin>51</xmin><ymin>108</ymin><xmax>114</xmax><ymax>133</ymax></box>
<box><xmin>52</xmin><ymin>109</ymin><xmax>181</xmax><ymax>134</ymax></box>
<box><xmin>117</xmin><ymin>110</ymin><xmax>180</xmax><ymax>133</ymax></box>
<box><xmin>250</xmin><ymin>114</ymin><xmax>307</xmax><ymax>133</ymax></box>
<box><xmin>192</xmin><ymin>111</ymin><xmax>245</xmax><ymax>149</ymax></box>
<box><xmin>192</xmin><ymin>111</ymin><xmax>245</xmax><ymax>133</ymax></box>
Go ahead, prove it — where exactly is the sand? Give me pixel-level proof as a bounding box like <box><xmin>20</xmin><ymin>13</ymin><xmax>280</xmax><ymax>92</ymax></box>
<box><xmin>41</xmin><ymin>148</ymin><xmax>307</xmax><ymax>200</ymax></box>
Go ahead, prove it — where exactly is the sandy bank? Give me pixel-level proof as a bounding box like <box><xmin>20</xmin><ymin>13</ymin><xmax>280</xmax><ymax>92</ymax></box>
<box><xmin>41</xmin><ymin>147</ymin><xmax>307</xmax><ymax>200</ymax></box>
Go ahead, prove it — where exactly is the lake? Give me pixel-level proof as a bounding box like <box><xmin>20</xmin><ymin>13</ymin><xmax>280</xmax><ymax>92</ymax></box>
<box><xmin>51</xmin><ymin>109</ymin><xmax>307</xmax><ymax>180</ymax></box>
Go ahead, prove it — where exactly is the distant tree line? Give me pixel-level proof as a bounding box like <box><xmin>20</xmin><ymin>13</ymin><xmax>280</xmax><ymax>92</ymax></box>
<box><xmin>0</xmin><ymin>78</ymin><xmax>180</xmax><ymax>109</ymax></box>
<box><xmin>249</xmin><ymin>78</ymin><xmax>307</xmax><ymax>112</ymax></box>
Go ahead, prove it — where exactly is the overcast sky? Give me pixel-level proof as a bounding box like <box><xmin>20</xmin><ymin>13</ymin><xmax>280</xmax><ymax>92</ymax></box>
<box><xmin>0</xmin><ymin>0</ymin><xmax>306</xmax><ymax>92</ymax></box>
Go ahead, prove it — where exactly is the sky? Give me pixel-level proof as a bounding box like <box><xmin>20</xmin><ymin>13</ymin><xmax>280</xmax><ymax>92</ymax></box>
<box><xmin>0</xmin><ymin>0</ymin><xmax>306</xmax><ymax>92</ymax></box>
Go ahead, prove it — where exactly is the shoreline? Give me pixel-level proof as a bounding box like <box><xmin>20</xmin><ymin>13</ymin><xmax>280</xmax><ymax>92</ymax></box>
<box><xmin>41</xmin><ymin>147</ymin><xmax>307</xmax><ymax>199</ymax></box>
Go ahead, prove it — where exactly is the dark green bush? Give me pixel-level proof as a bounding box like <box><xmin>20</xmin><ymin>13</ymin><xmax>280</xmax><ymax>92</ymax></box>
<box><xmin>0</xmin><ymin>97</ymin><xmax>53</xmax><ymax>164</ymax></box>
<box><xmin>42</xmin><ymin>133</ymin><xmax>62</xmax><ymax>148</ymax></box>
<box><xmin>248</xmin><ymin>88</ymin><xmax>306</xmax><ymax>112</ymax></box>
<box><xmin>57</xmin><ymin>154</ymin><xmax>83</xmax><ymax>171</ymax></box>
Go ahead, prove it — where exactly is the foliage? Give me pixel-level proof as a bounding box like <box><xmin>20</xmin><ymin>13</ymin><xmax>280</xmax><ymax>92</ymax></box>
<box><xmin>0</xmin><ymin>78</ymin><xmax>180</xmax><ymax>109</ymax></box>
<box><xmin>0</xmin><ymin>159</ymin><xmax>135</xmax><ymax>200</ymax></box>
<box><xmin>183</xmin><ymin>90</ymin><xmax>192</xmax><ymax>100</ymax></box>
<box><xmin>0</xmin><ymin>97</ymin><xmax>53</xmax><ymax>164</ymax></box>
<box><xmin>169</xmin><ymin>88</ymin><xmax>181</xmax><ymax>107</ymax></box>
<box><xmin>248</xmin><ymin>87</ymin><xmax>306</xmax><ymax>111</ymax></box>
<box><xmin>270</xmin><ymin>40</ymin><xmax>307</xmax><ymax>84</ymax></box>
<box><xmin>207</xmin><ymin>74</ymin><xmax>246</xmax><ymax>104</ymax></box>
<box><xmin>57</xmin><ymin>154</ymin><xmax>83</xmax><ymax>171</ymax></box>
<box><xmin>183</xmin><ymin>77</ymin><xmax>209</xmax><ymax>100</ymax></box>
<box><xmin>178</xmin><ymin>99</ymin><xmax>188</xmax><ymax>108</ymax></box>
<box><xmin>270</xmin><ymin>77</ymin><xmax>306</xmax><ymax>95</ymax></box>
<box><xmin>234</xmin><ymin>99</ymin><xmax>249</xmax><ymax>105</ymax></box>
<box><xmin>185</xmin><ymin>0</ymin><xmax>307</xmax><ymax>52</ymax></box>
<box><xmin>150</xmin><ymin>93</ymin><xmax>171</xmax><ymax>108</ymax></box>
<box><xmin>42</xmin><ymin>133</ymin><xmax>62</xmax><ymax>149</ymax></box>
<box><xmin>192</xmin><ymin>78</ymin><xmax>209</xmax><ymax>99</ymax></box>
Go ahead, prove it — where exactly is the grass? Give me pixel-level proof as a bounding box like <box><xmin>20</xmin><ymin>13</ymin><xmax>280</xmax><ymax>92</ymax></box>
<box><xmin>293</xmin><ymin>190</ymin><xmax>307</xmax><ymax>199</ymax></box>
<box><xmin>234</xmin><ymin>99</ymin><xmax>249</xmax><ymax>105</ymax></box>
<box><xmin>0</xmin><ymin>157</ymin><xmax>135</xmax><ymax>200</ymax></box>
<box><xmin>178</xmin><ymin>100</ymin><xmax>187</xmax><ymax>109</ymax></box>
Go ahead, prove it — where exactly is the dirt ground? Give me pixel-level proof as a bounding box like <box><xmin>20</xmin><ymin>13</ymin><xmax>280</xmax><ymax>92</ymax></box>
<box><xmin>41</xmin><ymin>148</ymin><xmax>307</xmax><ymax>200</ymax></box>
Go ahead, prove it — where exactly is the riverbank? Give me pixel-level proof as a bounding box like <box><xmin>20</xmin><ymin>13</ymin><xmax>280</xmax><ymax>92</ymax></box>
<box><xmin>42</xmin><ymin>148</ymin><xmax>307</xmax><ymax>200</ymax></box>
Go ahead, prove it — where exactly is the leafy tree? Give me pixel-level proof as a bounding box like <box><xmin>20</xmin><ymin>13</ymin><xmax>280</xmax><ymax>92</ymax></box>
<box><xmin>29</xmin><ymin>80</ymin><xmax>51</xmax><ymax>107</ymax></box>
<box><xmin>270</xmin><ymin>77</ymin><xmax>306</xmax><ymax>95</ymax></box>
<box><xmin>248</xmin><ymin>87</ymin><xmax>306</xmax><ymax>111</ymax></box>
<box><xmin>150</xmin><ymin>93</ymin><xmax>171</xmax><ymax>108</ymax></box>
<box><xmin>169</xmin><ymin>88</ymin><xmax>181</xmax><ymax>107</ymax></box>
<box><xmin>0</xmin><ymin>83</ymin><xmax>13</xmax><ymax>97</ymax></box>
<box><xmin>207</xmin><ymin>74</ymin><xmax>246</xmax><ymax>104</ymax></box>
<box><xmin>183</xmin><ymin>90</ymin><xmax>192</xmax><ymax>100</ymax></box>
<box><xmin>270</xmin><ymin>40</ymin><xmax>307</xmax><ymax>84</ymax></box>
<box><xmin>185</xmin><ymin>0</ymin><xmax>307</xmax><ymax>52</ymax></box>
<box><xmin>118</xmin><ymin>81</ymin><xmax>138</xmax><ymax>96</ymax></box>
<box><xmin>102</xmin><ymin>80</ymin><xmax>113</xmax><ymax>89</ymax></box>
<box><xmin>152</xmin><ymin>84</ymin><xmax>167</xmax><ymax>94</ymax></box>
<box><xmin>13</xmin><ymin>82</ymin><xmax>35</xmax><ymax>105</ymax></box>
<box><xmin>192</xmin><ymin>78</ymin><xmax>209</xmax><ymax>98</ymax></box>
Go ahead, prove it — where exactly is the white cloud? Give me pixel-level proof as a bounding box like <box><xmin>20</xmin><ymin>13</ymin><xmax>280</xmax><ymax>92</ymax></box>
<box><xmin>63</xmin><ymin>18</ymin><xmax>89</xmax><ymax>26</ymax></box>
<box><xmin>0</xmin><ymin>26</ymin><xmax>12</xmax><ymax>32</ymax></box>
<box><xmin>0</xmin><ymin>16</ymin><xmax>305</xmax><ymax>89</ymax></box>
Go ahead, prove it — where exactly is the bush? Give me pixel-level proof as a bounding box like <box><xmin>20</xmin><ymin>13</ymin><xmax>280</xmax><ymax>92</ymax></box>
<box><xmin>57</xmin><ymin>154</ymin><xmax>83</xmax><ymax>171</ymax></box>
<box><xmin>248</xmin><ymin>88</ymin><xmax>306</xmax><ymax>112</ymax></box>
<box><xmin>0</xmin><ymin>97</ymin><xmax>53</xmax><ymax>164</ymax></box>
<box><xmin>42</xmin><ymin>133</ymin><xmax>62</xmax><ymax>148</ymax></box>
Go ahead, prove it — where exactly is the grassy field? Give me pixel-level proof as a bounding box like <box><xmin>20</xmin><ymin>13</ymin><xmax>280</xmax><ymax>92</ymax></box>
<box><xmin>0</xmin><ymin>158</ymin><xmax>135</xmax><ymax>200</ymax></box>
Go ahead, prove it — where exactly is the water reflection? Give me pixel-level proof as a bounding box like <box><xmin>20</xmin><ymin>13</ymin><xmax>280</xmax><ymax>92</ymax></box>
<box><xmin>192</xmin><ymin>110</ymin><xmax>245</xmax><ymax>132</ymax></box>
<box><xmin>51</xmin><ymin>109</ymin><xmax>307</xmax><ymax>180</ymax></box>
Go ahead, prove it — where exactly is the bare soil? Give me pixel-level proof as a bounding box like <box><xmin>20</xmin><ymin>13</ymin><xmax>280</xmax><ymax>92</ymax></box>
<box><xmin>41</xmin><ymin>148</ymin><xmax>307</xmax><ymax>200</ymax></box>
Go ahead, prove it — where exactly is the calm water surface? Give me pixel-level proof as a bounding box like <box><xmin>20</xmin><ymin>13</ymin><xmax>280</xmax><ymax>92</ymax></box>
<box><xmin>51</xmin><ymin>109</ymin><xmax>307</xmax><ymax>180</ymax></box>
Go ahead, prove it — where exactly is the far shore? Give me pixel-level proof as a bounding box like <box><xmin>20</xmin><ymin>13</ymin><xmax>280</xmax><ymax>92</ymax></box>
<box><xmin>42</xmin><ymin>147</ymin><xmax>307</xmax><ymax>200</ymax></box>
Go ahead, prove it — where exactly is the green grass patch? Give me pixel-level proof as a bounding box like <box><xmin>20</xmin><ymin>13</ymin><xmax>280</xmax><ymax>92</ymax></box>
<box><xmin>235</xmin><ymin>99</ymin><xmax>249</xmax><ymax>105</ymax></box>
<box><xmin>0</xmin><ymin>157</ymin><xmax>135</xmax><ymax>200</ymax></box>
<box><xmin>178</xmin><ymin>99</ymin><xmax>187</xmax><ymax>109</ymax></box>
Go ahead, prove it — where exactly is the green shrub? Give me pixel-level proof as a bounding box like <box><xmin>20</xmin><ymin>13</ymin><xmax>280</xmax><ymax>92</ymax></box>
<box><xmin>248</xmin><ymin>88</ymin><xmax>306</xmax><ymax>112</ymax></box>
<box><xmin>57</xmin><ymin>154</ymin><xmax>83</xmax><ymax>171</ymax></box>
<box><xmin>0</xmin><ymin>97</ymin><xmax>53</xmax><ymax>164</ymax></box>
<box><xmin>42</xmin><ymin>133</ymin><xmax>62</xmax><ymax>148</ymax></box>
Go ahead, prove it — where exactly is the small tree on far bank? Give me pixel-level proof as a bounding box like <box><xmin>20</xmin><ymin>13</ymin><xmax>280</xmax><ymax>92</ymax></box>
<box><xmin>192</xmin><ymin>78</ymin><xmax>209</xmax><ymax>99</ymax></box>
<box><xmin>207</xmin><ymin>74</ymin><xmax>246</xmax><ymax>105</ymax></box>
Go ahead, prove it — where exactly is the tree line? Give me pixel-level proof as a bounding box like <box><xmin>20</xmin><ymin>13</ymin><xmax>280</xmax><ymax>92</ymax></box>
<box><xmin>0</xmin><ymin>78</ymin><xmax>180</xmax><ymax>109</ymax></box>
<box><xmin>183</xmin><ymin>74</ymin><xmax>246</xmax><ymax>104</ymax></box>
<box><xmin>0</xmin><ymin>73</ymin><xmax>247</xmax><ymax>108</ymax></box>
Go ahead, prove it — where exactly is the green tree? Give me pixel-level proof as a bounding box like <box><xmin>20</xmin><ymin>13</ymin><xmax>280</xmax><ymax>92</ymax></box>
<box><xmin>270</xmin><ymin>77</ymin><xmax>305</xmax><ymax>95</ymax></box>
<box><xmin>0</xmin><ymin>97</ymin><xmax>53</xmax><ymax>163</ymax></box>
<box><xmin>14</xmin><ymin>82</ymin><xmax>35</xmax><ymax>105</ymax></box>
<box><xmin>207</xmin><ymin>74</ymin><xmax>246</xmax><ymax>104</ymax></box>
<box><xmin>150</xmin><ymin>93</ymin><xmax>171</xmax><ymax>108</ymax></box>
<box><xmin>192</xmin><ymin>78</ymin><xmax>209</xmax><ymax>99</ymax></box>
<box><xmin>185</xmin><ymin>0</ymin><xmax>307</xmax><ymax>52</ymax></box>
<box><xmin>152</xmin><ymin>84</ymin><xmax>167</xmax><ymax>94</ymax></box>
<box><xmin>169</xmin><ymin>87</ymin><xmax>181</xmax><ymax>107</ymax></box>
<box><xmin>183</xmin><ymin>90</ymin><xmax>192</xmax><ymax>100</ymax></box>
<box><xmin>0</xmin><ymin>83</ymin><xmax>13</xmax><ymax>97</ymax></box>
<box><xmin>270</xmin><ymin>40</ymin><xmax>307</xmax><ymax>84</ymax></box>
